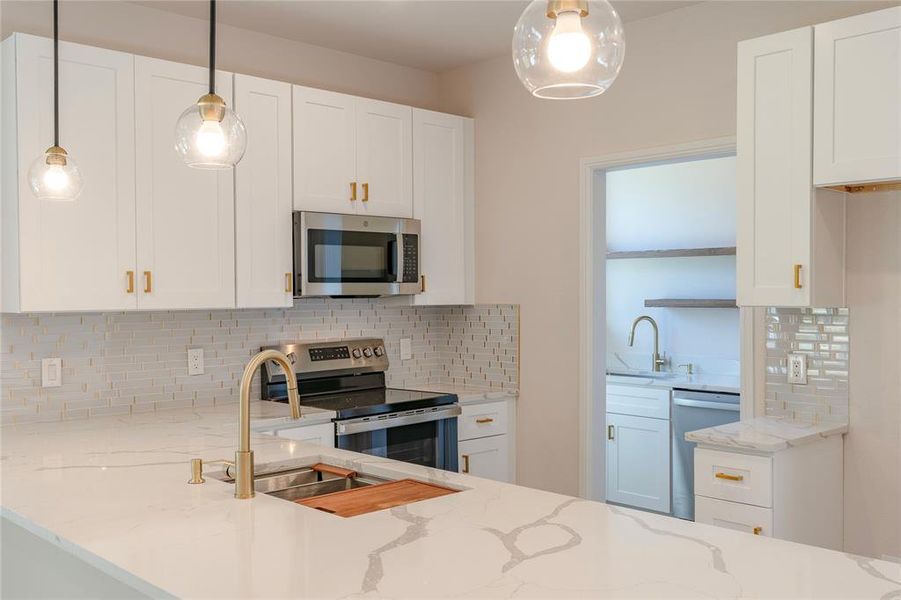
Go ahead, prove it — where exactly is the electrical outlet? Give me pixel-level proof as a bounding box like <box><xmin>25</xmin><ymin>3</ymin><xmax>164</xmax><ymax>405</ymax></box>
<box><xmin>188</xmin><ymin>348</ymin><xmax>204</xmax><ymax>376</ymax></box>
<box><xmin>400</xmin><ymin>338</ymin><xmax>412</xmax><ymax>361</ymax></box>
<box><xmin>41</xmin><ymin>358</ymin><xmax>62</xmax><ymax>388</ymax></box>
<box><xmin>788</xmin><ymin>353</ymin><xmax>807</xmax><ymax>384</ymax></box>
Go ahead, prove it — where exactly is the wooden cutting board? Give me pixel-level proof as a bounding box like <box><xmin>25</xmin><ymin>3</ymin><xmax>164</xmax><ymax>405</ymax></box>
<box><xmin>297</xmin><ymin>478</ymin><xmax>458</xmax><ymax>517</ymax></box>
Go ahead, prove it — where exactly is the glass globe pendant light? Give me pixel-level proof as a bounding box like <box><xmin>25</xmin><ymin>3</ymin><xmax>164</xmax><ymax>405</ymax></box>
<box><xmin>512</xmin><ymin>0</ymin><xmax>625</xmax><ymax>100</ymax></box>
<box><xmin>174</xmin><ymin>0</ymin><xmax>246</xmax><ymax>169</ymax></box>
<box><xmin>28</xmin><ymin>0</ymin><xmax>84</xmax><ymax>201</ymax></box>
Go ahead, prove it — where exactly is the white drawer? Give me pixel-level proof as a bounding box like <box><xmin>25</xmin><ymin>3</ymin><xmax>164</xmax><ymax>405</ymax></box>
<box><xmin>695</xmin><ymin>495</ymin><xmax>773</xmax><ymax>538</ymax></box>
<box><xmin>459</xmin><ymin>400</ymin><xmax>508</xmax><ymax>441</ymax></box>
<box><xmin>606</xmin><ymin>384</ymin><xmax>670</xmax><ymax>419</ymax></box>
<box><xmin>694</xmin><ymin>447</ymin><xmax>773</xmax><ymax>508</ymax></box>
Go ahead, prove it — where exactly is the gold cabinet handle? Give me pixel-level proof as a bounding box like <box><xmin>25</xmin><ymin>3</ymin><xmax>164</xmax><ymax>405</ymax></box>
<box><xmin>715</xmin><ymin>472</ymin><xmax>744</xmax><ymax>482</ymax></box>
<box><xmin>462</xmin><ymin>454</ymin><xmax>470</xmax><ymax>474</ymax></box>
<box><xmin>350</xmin><ymin>182</ymin><xmax>357</xmax><ymax>201</ymax></box>
<box><xmin>143</xmin><ymin>271</ymin><xmax>152</xmax><ymax>293</ymax></box>
<box><xmin>475</xmin><ymin>417</ymin><xmax>494</xmax><ymax>424</ymax></box>
<box><xmin>753</xmin><ymin>526</ymin><xmax>762</xmax><ymax>535</ymax></box>
<box><xmin>126</xmin><ymin>270</ymin><xmax>135</xmax><ymax>294</ymax></box>
<box><xmin>794</xmin><ymin>264</ymin><xmax>802</xmax><ymax>289</ymax></box>
<box><xmin>285</xmin><ymin>272</ymin><xmax>293</xmax><ymax>294</ymax></box>
<box><xmin>420</xmin><ymin>275</ymin><xmax>426</xmax><ymax>292</ymax></box>
<box><xmin>361</xmin><ymin>182</ymin><xmax>369</xmax><ymax>202</ymax></box>
<box><xmin>607</xmin><ymin>425</ymin><xmax>615</xmax><ymax>440</ymax></box>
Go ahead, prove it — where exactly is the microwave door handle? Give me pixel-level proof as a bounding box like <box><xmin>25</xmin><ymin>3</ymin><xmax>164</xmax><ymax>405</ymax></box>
<box><xmin>395</xmin><ymin>233</ymin><xmax>404</xmax><ymax>283</ymax></box>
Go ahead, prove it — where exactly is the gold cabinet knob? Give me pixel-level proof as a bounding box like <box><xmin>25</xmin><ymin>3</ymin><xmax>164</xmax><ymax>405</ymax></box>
<box><xmin>753</xmin><ymin>526</ymin><xmax>762</xmax><ymax>535</ymax></box>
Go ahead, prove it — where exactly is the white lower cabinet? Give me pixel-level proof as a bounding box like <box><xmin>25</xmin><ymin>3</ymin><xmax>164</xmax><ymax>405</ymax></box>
<box><xmin>268</xmin><ymin>422</ymin><xmax>335</xmax><ymax>448</ymax></box>
<box><xmin>605</xmin><ymin>412</ymin><xmax>671</xmax><ymax>514</ymax></box>
<box><xmin>694</xmin><ymin>434</ymin><xmax>843</xmax><ymax>550</ymax></box>
<box><xmin>458</xmin><ymin>399</ymin><xmax>515</xmax><ymax>483</ymax></box>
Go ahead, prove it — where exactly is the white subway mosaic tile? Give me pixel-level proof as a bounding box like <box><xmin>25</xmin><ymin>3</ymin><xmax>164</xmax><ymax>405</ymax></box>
<box><xmin>764</xmin><ymin>307</ymin><xmax>849</xmax><ymax>424</ymax></box>
<box><xmin>0</xmin><ymin>300</ymin><xmax>518</xmax><ymax>425</ymax></box>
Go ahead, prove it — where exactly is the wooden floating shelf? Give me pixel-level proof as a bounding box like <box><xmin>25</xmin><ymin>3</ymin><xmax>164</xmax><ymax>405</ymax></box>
<box><xmin>607</xmin><ymin>247</ymin><xmax>736</xmax><ymax>260</ymax></box>
<box><xmin>644</xmin><ymin>299</ymin><xmax>738</xmax><ymax>309</ymax></box>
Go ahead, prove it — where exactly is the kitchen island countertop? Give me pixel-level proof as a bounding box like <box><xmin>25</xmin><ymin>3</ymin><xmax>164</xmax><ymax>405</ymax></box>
<box><xmin>1</xmin><ymin>402</ymin><xmax>897</xmax><ymax>599</ymax></box>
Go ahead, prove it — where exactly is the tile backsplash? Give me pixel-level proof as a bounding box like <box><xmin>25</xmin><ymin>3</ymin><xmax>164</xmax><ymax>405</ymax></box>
<box><xmin>764</xmin><ymin>307</ymin><xmax>849</xmax><ymax>424</ymax></box>
<box><xmin>0</xmin><ymin>300</ymin><xmax>519</xmax><ymax>425</ymax></box>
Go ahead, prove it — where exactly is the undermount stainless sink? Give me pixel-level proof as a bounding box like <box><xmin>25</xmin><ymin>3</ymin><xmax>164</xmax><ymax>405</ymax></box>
<box><xmin>210</xmin><ymin>463</ymin><xmax>391</xmax><ymax>502</ymax></box>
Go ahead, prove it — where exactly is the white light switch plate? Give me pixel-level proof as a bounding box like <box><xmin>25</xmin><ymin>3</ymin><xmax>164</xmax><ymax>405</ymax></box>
<box><xmin>788</xmin><ymin>353</ymin><xmax>807</xmax><ymax>384</ymax></box>
<box><xmin>188</xmin><ymin>348</ymin><xmax>204</xmax><ymax>375</ymax></box>
<box><xmin>400</xmin><ymin>338</ymin><xmax>412</xmax><ymax>361</ymax></box>
<box><xmin>41</xmin><ymin>358</ymin><xmax>62</xmax><ymax>388</ymax></box>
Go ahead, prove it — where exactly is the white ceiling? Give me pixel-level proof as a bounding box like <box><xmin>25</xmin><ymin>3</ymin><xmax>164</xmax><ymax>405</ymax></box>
<box><xmin>132</xmin><ymin>1</ymin><xmax>700</xmax><ymax>72</ymax></box>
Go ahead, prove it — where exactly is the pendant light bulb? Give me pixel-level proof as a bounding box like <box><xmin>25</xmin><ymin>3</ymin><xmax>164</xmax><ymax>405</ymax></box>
<box><xmin>174</xmin><ymin>0</ymin><xmax>246</xmax><ymax>169</ymax></box>
<box><xmin>547</xmin><ymin>11</ymin><xmax>591</xmax><ymax>73</ymax></box>
<box><xmin>28</xmin><ymin>146</ymin><xmax>84</xmax><ymax>201</ymax></box>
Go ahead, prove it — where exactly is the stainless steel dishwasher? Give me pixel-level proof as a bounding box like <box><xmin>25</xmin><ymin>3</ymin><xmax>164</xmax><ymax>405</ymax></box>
<box><xmin>671</xmin><ymin>389</ymin><xmax>740</xmax><ymax>521</ymax></box>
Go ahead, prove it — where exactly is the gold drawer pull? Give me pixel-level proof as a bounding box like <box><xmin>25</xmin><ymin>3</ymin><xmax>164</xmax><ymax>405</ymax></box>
<box><xmin>753</xmin><ymin>526</ymin><xmax>762</xmax><ymax>535</ymax></box>
<box><xmin>350</xmin><ymin>182</ymin><xmax>357</xmax><ymax>201</ymax></box>
<box><xmin>475</xmin><ymin>418</ymin><xmax>494</xmax><ymax>424</ymax></box>
<box><xmin>126</xmin><ymin>270</ymin><xmax>135</xmax><ymax>294</ymax></box>
<box><xmin>143</xmin><ymin>271</ymin><xmax>153</xmax><ymax>293</ymax></box>
<box><xmin>362</xmin><ymin>182</ymin><xmax>369</xmax><ymax>202</ymax></box>
<box><xmin>285</xmin><ymin>272</ymin><xmax>293</xmax><ymax>293</ymax></box>
<box><xmin>462</xmin><ymin>454</ymin><xmax>470</xmax><ymax>474</ymax></box>
<box><xmin>794</xmin><ymin>264</ymin><xmax>802</xmax><ymax>289</ymax></box>
<box><xmin>608</xmin><ymin>425</ymin><xmax>615</xmax><ymax>440</ymax></box>
<box><xmin>420</xmin><ymin>274</ymin><xmax>426</xmax><ymax>292</ymax></box>
<box><xmin>715</xmin><ymin>472</ymin><xmax>744</xmax><ymax>482</ymax></box>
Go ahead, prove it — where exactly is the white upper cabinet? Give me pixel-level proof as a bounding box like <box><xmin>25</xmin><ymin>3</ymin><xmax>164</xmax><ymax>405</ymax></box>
<box><xmin>1</xmin><ymin>34</ymin><xmax>136</xmax><ymax>313</ymax></box>
<box><xmin>355</xmin><ymin>98</ymin><xmax>413</xmax><ymax>218</ymax></box>
<box><xmin>293</xmin><ymin>86</ymin><xmax>412</xmax><ymax>217</ymax></box>
<box><xmin>134</xmin><ymin>57</ymin><xmax>235</xmax><ymax>310</ymax></box>
<box><xmin>814</xmin><ymin>7</ymin><xmax>901</xmax><ymax>187</ymax></box>
<box><xmin>293</xmin><ymin>86</ymin><xmax>356</xmax><ymax>214</ymax></box>
<box><xmin>234</xmin><ymin>74</ymin><xmax>293</xmax><ymax>308</ymax></box>
<box><xmin>736</xmin><ymin>27</ymin><xmax>845</xmax><ymax>307</ymax></box>
<box><xmin>412</xmin><ymin>109</ymin><xmax>474</xmax><ymax>305</ymax></box>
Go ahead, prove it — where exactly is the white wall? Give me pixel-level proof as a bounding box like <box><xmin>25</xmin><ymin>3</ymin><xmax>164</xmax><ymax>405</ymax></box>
<box><xmin>0</xmin><ymin>0</ymin><xmax>440</xmax><ymax>110</ymax></box>
<box><xmin>606</xmin><ymin>156</ymin><xmax>739</xmax><ymax>374</ymax></box>
<box><xmin>435</xmin><ymin>0</ymin><xmax>896</xmax><ymax>497</ymax></box>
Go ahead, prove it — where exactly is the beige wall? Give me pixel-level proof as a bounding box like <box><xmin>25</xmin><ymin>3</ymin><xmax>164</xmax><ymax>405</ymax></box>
<box><xmin>0</xmin><ymin>0</ymin><xmax>440</xmax><ymax>109</ymax></box>
<box><xmin>844</xmin><ymin>191</ymin><xmax>901</xmax><ymax>561</ymax></box>
<box><xmin>435</xmin><ymin>0</ymin><xmax>897</xmax><ymax>498</ymax></box>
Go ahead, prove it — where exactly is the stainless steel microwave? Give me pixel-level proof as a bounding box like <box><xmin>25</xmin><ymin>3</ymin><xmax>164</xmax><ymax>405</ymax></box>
<box><xmin>293</xmin><ymin>211</ymin><xmax>421</xmax><ymax>297</ymax></box>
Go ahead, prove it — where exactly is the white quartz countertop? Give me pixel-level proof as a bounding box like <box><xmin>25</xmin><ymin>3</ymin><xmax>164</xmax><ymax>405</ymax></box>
<box><xmin>1</xmin><ymin>404</ymin><xmax>896</xmax><ymax>599</ymax></box>
<box><xmin>607</xmin><ymin>372</ymin><xmax>741</xmax><ymax>394</ymax></box>
<box><xmin>686</xmin><ymin>416</ymin><xmax>849</xmax><ymax>452</ymax></box>
<box><xmin>405</xmin><ymin>384</ymin><xmax>518</xmax><ymax>405</ymax></box>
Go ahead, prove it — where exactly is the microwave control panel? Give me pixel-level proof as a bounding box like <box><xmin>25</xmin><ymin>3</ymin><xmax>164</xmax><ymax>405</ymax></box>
<box><xmin>402</xmin><ymin>234</ymin><xmax>419</xmax><ymax>283</ymax></box>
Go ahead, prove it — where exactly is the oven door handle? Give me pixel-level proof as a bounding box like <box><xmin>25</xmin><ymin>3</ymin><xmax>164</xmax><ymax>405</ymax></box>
<box><xmin>336</xmin><ymin>405</ymin><xmax>461</xmax><ymax>436</ymax></box>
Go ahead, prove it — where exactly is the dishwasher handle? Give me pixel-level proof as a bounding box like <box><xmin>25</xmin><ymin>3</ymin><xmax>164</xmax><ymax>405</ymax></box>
<box><xmin>673</xmin><ymin>397</ymin><xmax>740</xmax><ymax>411</ymax></box>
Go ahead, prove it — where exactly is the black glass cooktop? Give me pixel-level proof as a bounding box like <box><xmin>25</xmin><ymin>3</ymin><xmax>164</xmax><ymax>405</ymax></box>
<box><xmin>275</xmin><ymin>387</ymin><xmax>457</xmax><ymax>419</ymax></box>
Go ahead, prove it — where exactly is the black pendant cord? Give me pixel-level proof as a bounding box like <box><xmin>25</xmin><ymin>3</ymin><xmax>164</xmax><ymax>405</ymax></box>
<box><xmin>53</xmin><ymin>0</ymin><xmax>59</xmax><ymax>147</ymax></box>
<box><xmin>208</xmin><ymin>0</ymin><xmax>215</xmax><ymax>94</ymax></box>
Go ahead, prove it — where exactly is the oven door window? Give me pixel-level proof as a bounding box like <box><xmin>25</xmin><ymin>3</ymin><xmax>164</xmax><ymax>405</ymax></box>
<box><xmin>337</xmin><ymin>419</ymin><xmax>457</xmax><ymax>471</ymax></box>
<box><xmin>307</xmin><ymin>229</ymin><xmax>397</xmax><ymax>283</ymax></box>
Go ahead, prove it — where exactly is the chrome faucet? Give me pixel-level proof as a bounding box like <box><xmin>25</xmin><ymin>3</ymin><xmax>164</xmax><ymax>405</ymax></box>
<box><xmin>628</xmin><ymin>315</ymin><xmax>666</xmax><ymax>372</ymax></box>
<box><xmin>235</xmin><ymin>349</ymin><xmax>301</xmax><ymax>499</ymax></box>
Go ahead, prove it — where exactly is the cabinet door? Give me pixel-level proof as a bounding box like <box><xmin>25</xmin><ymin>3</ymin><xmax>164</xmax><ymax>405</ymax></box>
<box><xmin>293</xmin><ymin>86</ymin><xmax>356</xmax><ymax>214</ymax></box>
<box><xmin>605</xmin><ymin>413</ymin><xmax>670</xmax><ymax>513</ymax></box>
<box><xmin>355</xmin><ymin>98</ymin><xmax>412</xmax><ymax>218</ymax></box>
<box><xmin>412</xmin><ymin>110</ymin><xmax>473</xmax><ymax>305</ymax></box>
<box><xmin>459</xmin><ymin>435</ymin><xmax>511</xmax><ymax>483</ymax></box>
<box><xmin>736</xmin><ymin>28</ymin><xmax>814</xmax><ymax>307</ymax></box>
<box><xmin>695</xmin><ymin>496</ymin><xmax>773</xmax><ymax>537</ymax></box>
<box><xmin>134</xmin><ymin>57</ymin><xmax>235</xmax><ymax>310</ymax></box>
<box><xmin>814</xmin><ymin>7</ymin><xmax>901</xmax><ymax>186</ymax></box>
<box><xmin>234</xmin><ymin>74</ymin><xmax>293</xmax><ymax>308</ymax></box>
<box><xmin>13</xmin><ymin>34</ymin><xmax>136</xmax><ymax>312</ymax></box>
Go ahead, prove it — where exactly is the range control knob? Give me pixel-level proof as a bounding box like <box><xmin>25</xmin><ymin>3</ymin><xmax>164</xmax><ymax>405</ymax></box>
<box><xmin>363</xmin><ymin>347</ymin><xmax>374</xmax><ymax>358</ymax></box>
<box><xmin>374</xmin><ymin>346</ymin><xmax>385</xmax><ymax>357</ymax></box>
<box><xmin>351</xmin><ymin>348</ymin><xmax>362</xmax><ymax>359</ymax></box>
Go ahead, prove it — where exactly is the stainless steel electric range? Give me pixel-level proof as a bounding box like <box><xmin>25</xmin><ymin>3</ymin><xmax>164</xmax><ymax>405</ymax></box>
<box><xmin>259</xmin><ymin>338</ymin><xmax>459</xmax><ymax>472</ymax></box>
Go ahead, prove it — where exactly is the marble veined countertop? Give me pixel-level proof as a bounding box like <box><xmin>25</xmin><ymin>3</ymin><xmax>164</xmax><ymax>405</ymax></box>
<box><xmin>1</xmin><ymin>403</ymin><xmax>896</xmax><ymax>599</ymax></box>
<box><xmin>405</xmin><ymin>383</ymin><xmax>518</xmax><ymax>405</ymax></box>
<box><xmin>607</xmin><ymin>371</ymin><xmax>741</xmax><ymax>394</ymax></box>
<box><xmin>685</xmin><ymin>416</ymin><xmax>849</xmax><ymax>453</ymax></box>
